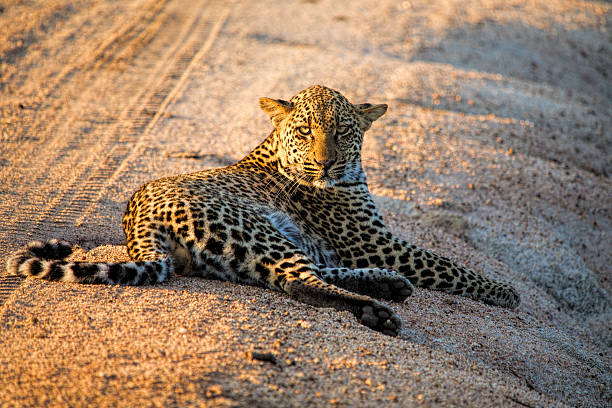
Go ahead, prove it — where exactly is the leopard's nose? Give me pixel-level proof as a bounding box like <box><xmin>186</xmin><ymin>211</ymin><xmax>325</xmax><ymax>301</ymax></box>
<box><xmin>315</xmin><ymin>158</ymin><xmax>336</xmax><ymax>171</ymax></box>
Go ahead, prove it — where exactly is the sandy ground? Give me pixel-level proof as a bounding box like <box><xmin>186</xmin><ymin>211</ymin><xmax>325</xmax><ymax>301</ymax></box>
<box><xmin>0</xmin><ymin>0</ymin><xmax>610</xmax><ymax>406</ymax></box>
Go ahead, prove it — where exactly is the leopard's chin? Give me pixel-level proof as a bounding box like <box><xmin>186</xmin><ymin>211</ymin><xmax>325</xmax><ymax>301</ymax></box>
<box><xmin>312</xmin><ymin>178</ymin><xmax>337</xmax><ymax>189</ymax></box>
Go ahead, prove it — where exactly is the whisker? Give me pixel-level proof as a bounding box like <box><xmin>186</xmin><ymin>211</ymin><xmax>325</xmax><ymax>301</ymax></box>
<box><xmin>288</xmin><ymin>173</ymin><xmax>306</xmax><ymax>197</ymax></box>
<box><xmin>273</xmin><ymin>176</ymin><xmax>293</xmax><ymax>202</ymax></box>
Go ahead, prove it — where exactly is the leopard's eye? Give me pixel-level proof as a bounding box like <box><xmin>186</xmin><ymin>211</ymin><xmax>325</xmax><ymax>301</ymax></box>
<box><xmin>337</xmin><ymin>126</ymin><xmax>350</xmax><ymax>135</ymax></box>
<box><xmin>296</xmin><ymin>126</ymin><xmax>311</xmax><ymax>136</ymax></box>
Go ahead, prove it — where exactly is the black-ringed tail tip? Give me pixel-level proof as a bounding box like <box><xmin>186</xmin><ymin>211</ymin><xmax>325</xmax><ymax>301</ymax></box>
<box><xmin>7</xmin><ymin>239</ymin><xmax>171</xmax><ymax>285</ymax></box>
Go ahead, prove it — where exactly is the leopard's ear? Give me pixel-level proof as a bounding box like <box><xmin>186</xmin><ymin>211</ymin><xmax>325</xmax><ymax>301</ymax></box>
<box><xmin>259</xmin><ymin>97</ymin><xmax>293</xmax><ymax>129</ymax></box>
<box><xmin>355</xmin><ymin>103</ymin><xmax>387</xmax><ymax>130</ymax></box>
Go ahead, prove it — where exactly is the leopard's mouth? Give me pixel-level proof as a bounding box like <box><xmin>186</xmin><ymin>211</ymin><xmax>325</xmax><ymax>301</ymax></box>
<box><xmin>312</xmin><ymin>170</ymin><xmax>341</xmax><ymax>188</ymax></box>
<box><xmin>279</xmin><ymin>162</ymin><xmax>342</xmax><ymax>189</ymax></box>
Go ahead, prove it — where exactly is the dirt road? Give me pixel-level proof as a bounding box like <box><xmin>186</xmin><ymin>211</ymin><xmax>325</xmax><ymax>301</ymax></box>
<box><xmin>1</xmin><ymin>0</ymin><xmax>610</xmax><ymax>406</ymax></box>
<box><xmin>0</xmin><ymin>0</ymin><xmax>230</xmax><ymax>257</ymax></box>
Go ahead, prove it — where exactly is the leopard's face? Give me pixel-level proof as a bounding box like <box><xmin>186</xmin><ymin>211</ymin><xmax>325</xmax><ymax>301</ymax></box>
<box><xmin>260</xmin><ymin>85</ymin><xmax>387</xmax><ymax>188</ymax></box>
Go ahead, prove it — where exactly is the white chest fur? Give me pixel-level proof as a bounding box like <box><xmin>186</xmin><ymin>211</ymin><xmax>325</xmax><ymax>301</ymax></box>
<box><xmin>266</xmin><ymin>210</ymin><xmax>339</xmax><ymax>267</ymax></box>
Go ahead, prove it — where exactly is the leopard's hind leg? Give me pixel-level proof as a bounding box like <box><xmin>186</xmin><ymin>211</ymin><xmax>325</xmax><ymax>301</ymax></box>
<box><xmin>261</xmin><ymin>252</ymin><xmax>403</xmax><ymax>336</ymax></box>
<box><xmin>211</xmin><ymin>215</ymin><xmax>404</xmax><ymax>336</ymax></box>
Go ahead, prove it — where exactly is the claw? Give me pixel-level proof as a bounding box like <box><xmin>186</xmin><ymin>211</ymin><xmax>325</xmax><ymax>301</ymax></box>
<box><xmin>383</xmin><ymin>319</ymin><xmax>395</xmax><ymax>329</ymax></box>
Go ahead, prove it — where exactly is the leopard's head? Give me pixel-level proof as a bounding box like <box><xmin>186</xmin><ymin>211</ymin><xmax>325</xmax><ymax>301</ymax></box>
<box><xmin>259</xmin><ymin>85</ymin><xmax>387</xmax><ymax>188</ymax></box>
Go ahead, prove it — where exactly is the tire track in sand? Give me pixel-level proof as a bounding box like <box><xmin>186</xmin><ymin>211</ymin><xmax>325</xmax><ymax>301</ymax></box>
<box><xmin>0</xmin><ymin>0</ymin><xmax>231</xmax><ymax>306</ymax></box>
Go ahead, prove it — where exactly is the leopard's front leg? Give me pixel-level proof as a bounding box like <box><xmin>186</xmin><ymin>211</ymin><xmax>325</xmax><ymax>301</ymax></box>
<box><xmin>316</xmin><ymin>266</ymin><xmax>413</xmax><ymax>302</ymax></box>
<box><xmin>339</xmin><ymin>230</ymin><xmax>520</xmax><ymax>308</ymax></box>
<box><xmin>323</xmin><ymin>191</ymin><xmax>520</xmax><ymax>309</ymax></box>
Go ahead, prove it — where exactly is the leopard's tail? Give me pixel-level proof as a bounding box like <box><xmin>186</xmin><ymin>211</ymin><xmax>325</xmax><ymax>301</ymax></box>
<box><xmin>6</xmin><ymin>239</ymin><xmax>172</xmax><ymax>285</ymax></box>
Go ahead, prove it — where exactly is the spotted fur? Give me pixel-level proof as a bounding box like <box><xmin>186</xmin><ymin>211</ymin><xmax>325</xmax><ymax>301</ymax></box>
<box><xmin>7</xmin><ymin>85</ymin><xmax>520</xmax><ymax>336</ymax></box>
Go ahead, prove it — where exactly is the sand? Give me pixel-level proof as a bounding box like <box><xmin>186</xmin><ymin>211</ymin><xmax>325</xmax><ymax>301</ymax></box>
<box><xmin>0</xmin><ymin>0</ymin><xmax>610</xmax><ymax>406</ymax></box>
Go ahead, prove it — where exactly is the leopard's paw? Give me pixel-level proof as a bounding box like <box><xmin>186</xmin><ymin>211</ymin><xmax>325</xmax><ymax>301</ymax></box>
<box><xmin>358</xmin><ymin>300</ymin><xmax>402</xmax><ymax>336</ymax></box>
<box><xmin>493</xmin><ymin>284</ymin><xmax>521</xmax><ymax>309</ymax></box>
<box><xmin>368</xmin><ymin>269</ymin><xmax>414</xmax><ymax>301</ymax></box>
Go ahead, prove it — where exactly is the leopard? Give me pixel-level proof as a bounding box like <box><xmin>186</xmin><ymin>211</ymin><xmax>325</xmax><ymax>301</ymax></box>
<box><xmin>6</xmin><ymin>85</ymin><xmax>520</xmax><ymax>336</ymax></box>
